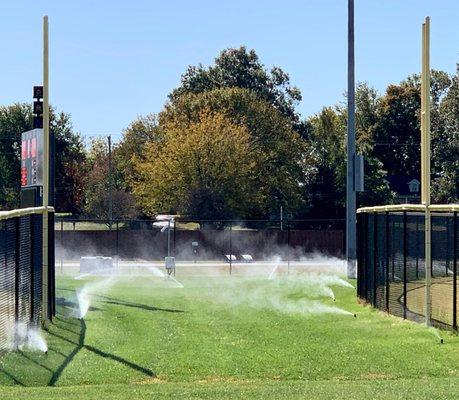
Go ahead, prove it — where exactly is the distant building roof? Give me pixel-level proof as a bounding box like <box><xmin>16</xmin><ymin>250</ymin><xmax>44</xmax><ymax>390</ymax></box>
<box><xmin>388</xmin><ymin>175</ymin><xmax>421</xmax><ymax>196</ymax></box>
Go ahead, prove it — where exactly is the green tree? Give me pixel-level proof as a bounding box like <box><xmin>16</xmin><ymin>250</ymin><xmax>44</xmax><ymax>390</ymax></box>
<box><xmin>84</xmin><ymin>138</ymin><xmax>138</xmax><ymax>220</ymax></box>
<box><xmin>52</xmin><ymin>112</ymin><xmax>88</xmax><ymax>215</ymax></box>
<box><xmin>433</xmin><ymin>66</ymin><xmax>459</xmax><ymax>202</ymax></box>
<box><xmin>371</xmin><ymin>70</ymin><xmax>457</xmax><ymax>203</ymax></box>
<box><xmin>131</xmin><ymin>111</ymin><xmax>257</xmax><ymax>219</ymax></box>
<box><xmin>372</xmin><ymin>83</ymin><xmax>421</xmax><ymax>178</ymax></box>
<box><xmin>353</xmin><ymin>83</ymin><xmax>393</xmax><ymax>206</ymax></box>
<box><xmin>0</xmin><ymin>103</ymin><xmax>30</xmax><ymax>209</ymax></box>
<box><xmin>306</xmin><ymin>107</ymin><xmax>347</xmax><ymax>217</ymax></box>
<box><xmin>170</xmin><ymin>46</ymin><xmax>302</xmax><ymax>123</ymax></box>
<box><xmin>115</xmin><ymin>114</ymin><xmax>159</xmax><ymax>192</ymax></box>
<box><xmin>304</xmin><ymin>84</ymin><xmax>392</xmax><ymax>217</ymax></box>
<box><xmin>160</xmin><ymin>87</ymin><xmax>310</xmax><ymax>218</ymax></box>
<box><xmin>0</xmin><ymin>103</ymin><xmax>87</xmax><ymax>213</ymax></box>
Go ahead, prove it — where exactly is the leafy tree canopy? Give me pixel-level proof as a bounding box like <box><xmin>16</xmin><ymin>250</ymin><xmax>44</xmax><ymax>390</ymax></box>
<box><xmin>160</xmin><ymin>87</ymin><xmax>310</xmax><ymax>218</ymax></box>
<box><xmin>170</xmin><ymin>46</ymin><xmax>302</xmax><ymax>123</ymax></box>
<box><xmin>131</xmin><ymin>111</ymin><xmax>257</xmax><ymax>219</ymax></box>
<box><xmin>0</xmin><ymin>103</ymin><xmax>86</xmax><ymax>213</ymax></box>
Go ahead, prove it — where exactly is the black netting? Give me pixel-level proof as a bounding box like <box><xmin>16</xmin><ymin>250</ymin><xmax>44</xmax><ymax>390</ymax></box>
<box><xmin>32</xmin><ymin>214</ymin><xmax>42</xmax><ymax>325</ymax></box>
<box><xmin>455</xmin><ymin>213</ymin><xmax>458</xmax><ymax>330</ymax></box>
<box><xmin>0</xmin><ymin>210</ymin><xmax>54</xmax><ymax>350</ymax></box>
<box><xmin>375</xmin><ymin>213</ymin><xmax>387</xmax><ymax>310</ymax></box>
<box><xmin>365</xmin><ymin>214</ymin><xmax>375</xmax><ymax>305</ymax></box>
<box><xmin>406</xmin><ymin>214</ymin><xmax>425</xmax><ymax>324</ymax></box>
<box><xmin>357</xmin><ymin>213</ymin><xmax>366</xmax><ymax>299</ymax></box>
<box><xmin>48</xmin><ymin>212</ymin><xmax>55</xmax><ymax>317</ymax></box>
<box><xmin>387</xmin><ymin>213</ymin><xmax>405</xmax><ymax>319</ymax></box>
<box><xmin>431</xmin><ymin>214</ymin><xmax>454</xmax><ymax>327</ymax></box>
<box><xmin>357</xmin><ymin>210</ymin><xmax>458</xmax><ymax>331</ymax></box>
<box><xmin>0</xmin><ymin>220</ymin><xmax>16</xmax><ymax>350</ymax></box>
<box><xmin>18</xmin><ymin>216</ymin><xmax>32</xmax><ymax>327</ymax></box>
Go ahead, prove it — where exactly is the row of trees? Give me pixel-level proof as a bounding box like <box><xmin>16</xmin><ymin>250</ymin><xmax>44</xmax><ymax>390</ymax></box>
<box><xmin>0</xmin><ymin>47</ymin><xmax>457</xmax><ymax>219</ymax></box>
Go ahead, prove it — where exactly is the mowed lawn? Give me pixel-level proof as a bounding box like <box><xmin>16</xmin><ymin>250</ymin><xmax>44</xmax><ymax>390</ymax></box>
<box><xmin>0</xmin><ymin>271</ymin><xmax>459</xmax><ymax>399</ymax></box>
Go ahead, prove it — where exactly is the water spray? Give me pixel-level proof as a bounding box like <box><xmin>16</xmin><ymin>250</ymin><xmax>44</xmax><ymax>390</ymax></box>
<box><xmin>268</xmin><ymin>263</ymin><xmax>280</xmax><ymax>280</ymax></box>
<box><xmin>428</xmin><ymin>327</ymin><xmax>443</xmax><ymax>344</ymax></box>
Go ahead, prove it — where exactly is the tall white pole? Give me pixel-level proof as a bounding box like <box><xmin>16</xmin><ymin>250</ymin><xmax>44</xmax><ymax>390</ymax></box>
<box><xmin>42</xmin><ymin>15</ymin><xmax>50</xmax><ymax>322</ymax></box>
<box><xmin>346</xmin><ymin>0</ymin><xmax>357</xmax><ymax>278</ymax></box>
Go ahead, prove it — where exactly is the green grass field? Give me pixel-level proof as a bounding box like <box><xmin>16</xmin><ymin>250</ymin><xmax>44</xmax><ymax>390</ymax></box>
<box><xmin>0</xmin><ymin>271</ymin><xmax>458</xmax><ymax>399</ymax></box>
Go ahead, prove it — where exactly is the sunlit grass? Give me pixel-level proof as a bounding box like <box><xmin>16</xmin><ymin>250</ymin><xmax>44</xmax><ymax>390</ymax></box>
<box><xmin>0</xmin><ymin>272</ymin><xmax>458</xmax><ymax>399</ymax></box>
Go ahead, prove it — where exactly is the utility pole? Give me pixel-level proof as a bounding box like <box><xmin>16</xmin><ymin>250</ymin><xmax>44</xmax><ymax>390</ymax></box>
<box><xmin>346</xmin><ymin>0</ymin><xmax>357</xmax><ymax>278</ymax></box>
<box><xmin>108</xmin><ymin>135</ymin><xmax>113</xmax><ymax>229</ymax></box>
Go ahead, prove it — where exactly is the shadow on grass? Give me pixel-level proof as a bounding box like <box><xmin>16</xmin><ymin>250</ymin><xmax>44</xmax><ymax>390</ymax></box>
<box><xmin>100</xmin><ymin>297</ymin><xmax>185</xmax><ymax>314</ymax></box>
<box><xmin>0</xmin><ymin>294</ymin><xmax>157</xmax><ymax>387</ymax></box>
<box><xmin>58</xmin><ymin>288</ymin><xmax>185</xmax><ymax>314</ymax></box>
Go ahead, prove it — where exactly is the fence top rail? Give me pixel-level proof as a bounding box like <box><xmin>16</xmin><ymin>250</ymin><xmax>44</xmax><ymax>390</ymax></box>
<box><xmin>429</xmin><ymin>204</ymin><xmax>459</xmax><ymax>212</ymax></box>
<box><xmin>0</xmin><ymin>206</ymin><xmax>55</xmax><ymax>220</ymax></box>
<box><xmin>55</xmin><ymin>218</ymin><xmax>346</xmax><ymax>223</ymax></box>
<box><xmin>357</xmin><ymin>203</ymin><xmax>459</xmax><ymax>214</ymax></box>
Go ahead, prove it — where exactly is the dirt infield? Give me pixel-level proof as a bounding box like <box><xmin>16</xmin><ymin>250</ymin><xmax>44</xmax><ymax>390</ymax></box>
<box><xmin>397</xmin><ymin>277</ymin><xmax>457</xmax><ymax>326</ymax></box>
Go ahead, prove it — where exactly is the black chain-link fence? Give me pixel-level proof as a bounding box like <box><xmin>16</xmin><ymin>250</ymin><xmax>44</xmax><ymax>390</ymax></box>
<box><xmin>55</xmin><ymin>218</ymin><xmax>345</xmax><ymax>265</ymax></box>
<box><xmin>0</xmin><ymin>210</ymin><xmax>55</xmax><ymax>350</ymax></box>
<box><xmin>357</xmin><ymin>210</ymin><xmax>458</xmax><ymax>330</ymax></box>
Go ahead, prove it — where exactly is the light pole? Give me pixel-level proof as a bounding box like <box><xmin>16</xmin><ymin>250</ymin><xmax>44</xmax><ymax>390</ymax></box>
<box><xmin>108</xmin><ymin>135</ymin><xmax>113</xmax><ymax>229</ymax></box>
<box><xmin>346</xmin><ymin>0</ymin><xmax>357</xmax><ymax>278</ymax></box>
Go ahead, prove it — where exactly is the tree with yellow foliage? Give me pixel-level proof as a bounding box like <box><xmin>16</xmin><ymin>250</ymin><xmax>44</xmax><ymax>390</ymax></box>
<box><xmin>131</xmin><ymin>111</ymin><xmax>257</xmax><ymax>219</ymax></box>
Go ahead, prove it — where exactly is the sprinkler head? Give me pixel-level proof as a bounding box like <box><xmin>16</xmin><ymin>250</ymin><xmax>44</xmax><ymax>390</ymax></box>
<box><xmin>353</xmin><ymin>313</ymin><xmax>357</xmax><ymax>318</ymax></box>
<box><xmin>440</xmin><ymin>338</ymin><xmax>444</xmax><ymax>344</ymax></box>
<box><xmin>333</xmin><ymin>298</ymin><xmax>336</xmax><ymax>302</ymax></box>
<box><xmin>45</xmin><ymin>351</ymin><xmax>48</xmax><ymax>355</ymax></box>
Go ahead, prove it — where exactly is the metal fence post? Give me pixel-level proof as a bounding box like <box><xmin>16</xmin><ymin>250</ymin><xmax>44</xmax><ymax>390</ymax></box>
<box><xmin>373</xmin><ymin>212</ymin><xmax>378</xmax><ymax>307</ymax></box>
<box><xmin>60</xmin><ymin>219</ymin><xmax>63</xmax><ymax>273</ymax></box>
<box><xmin>14</xmin><ymin>217</ymin><xmax>20</xmax><ymax>345</ymax></box>
<box><xmin>356</xmin><ymin>214</ymin><xmax>361</xmax><ymax>297</ymax></box>
<box><xmin>385</xmin><ymin>212</ymin><xmax>390</xmax><ymax>312</ymax></box>
<box><xmin>173</xmin><ymin>219</ymin><xmax>176</xmax><ymax>257</ymax></box>
<box><xmin>230</xmin><ymin>221</ymin><xmax>233</xmax><ymax>275</ymax></box>
<box><xmin>446</xmin><ymin>217</ymin><xmax>451</xmax><ymax>276</ymax></box>
<box><xmin>364</xmin><ymin>213</ymin><xmax>369</xmax><ymax>300</ymax></box>
<box><xmin>403</xmin><ymin>211</ymin><xmax>407</xmax><ymax>320</ymax></box>
<box><xmin>453</xmin><ymin>211</ymin><xmax>457</xmax><ymax>330</ymax></box>
<box><xmin>116</xmin><ymin>220</ymin><xmax>119</xmax><ymax>268</ymax></box>
<box><xmin>30</xmin><ymin>215</ymin><xmax>35</xmax><ymax>323</ymax></box>
<box><xmin>415</xmin><ymin>218</ymin><xmax>419</xmax><ymax>279</ymax></box>
<box><xmin>287</xmin><ymin>220</ymin><xmax>291</xmax><ymax>275</ymax></box>
<box><xmin>391</xmin><ymin>218</ymin><xmax>395</xmax><ymax>281</ymax></box>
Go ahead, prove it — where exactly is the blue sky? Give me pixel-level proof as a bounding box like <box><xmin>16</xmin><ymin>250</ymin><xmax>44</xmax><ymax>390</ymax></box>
<box><xmin>1</xmin><ymin>1</ymin><xmax>458</xmax><ymax>141</ymax></box>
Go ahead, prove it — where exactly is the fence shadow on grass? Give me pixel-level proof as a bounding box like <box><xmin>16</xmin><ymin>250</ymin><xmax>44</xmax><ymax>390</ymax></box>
<box><xmin>99</xmin><ymin>295</ymin><xmax>185</xmax><ymax>314</ymax></box>
<box><xmin>0</xmin><ymin>294</ymin><xmax>156</xmax><ymax>387</ymax></box>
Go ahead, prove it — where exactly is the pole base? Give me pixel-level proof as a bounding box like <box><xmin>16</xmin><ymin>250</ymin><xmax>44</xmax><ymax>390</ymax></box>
<box><xmin>347</xmin><ymin>259</ymin><xmax>357</xmax><ymax>279</ymax></box>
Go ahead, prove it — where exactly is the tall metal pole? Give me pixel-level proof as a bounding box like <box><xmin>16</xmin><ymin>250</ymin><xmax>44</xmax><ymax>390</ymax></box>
<box><xmin>421</xmin><ymin>17</ymin><xmax>432</xmax><ymax>327</ymax></box>
<box><xmin>108</xmin><ymin>135</ymin><xmax>113</xmax><ymax>229</ymax></box>
<box><xmin>167</xmin><ymin>219</ymin><xmax>171</xmax><ymax>257</ymax></box>
<box><xmin>346</xmin><ymin>0</ymin><xmax>357</xmax><ymax>278</ymax></box>
<box><xmin>280</xmin><ymin>205</ymin><xmax>283</xmax><ymax>231</ymax></box>
<box><xmin>42</xmin><ymin>15</ymin><xmax>50</xmax><ymax>322</ymax></box>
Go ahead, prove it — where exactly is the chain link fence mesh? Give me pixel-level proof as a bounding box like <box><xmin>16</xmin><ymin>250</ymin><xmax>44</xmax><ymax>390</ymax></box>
<box><xmin>357</xmin><ymin>211</ymin><xmax>458</xmax><ymax>330</ymax></box>
<box><xmin>0</xmin><ymin>211</ymin><xmax>54</xmax><ymax>351</ymax></box>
